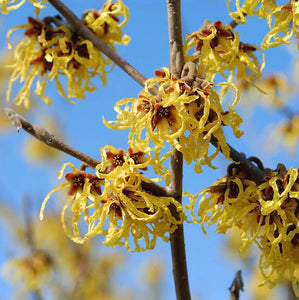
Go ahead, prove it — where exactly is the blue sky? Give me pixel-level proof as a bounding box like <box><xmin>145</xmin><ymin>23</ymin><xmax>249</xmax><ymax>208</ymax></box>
<box><xmin>0</xmin><ymin>0</ymin><xmax>298</xmax><ymax>299</ymax></box>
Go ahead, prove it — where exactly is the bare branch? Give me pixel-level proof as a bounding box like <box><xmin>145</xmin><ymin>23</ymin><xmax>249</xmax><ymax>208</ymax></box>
<box><xmin>167</xmin><ymin>1</ymin><xmax>191</xmax><ymax>300</ymax></box>
<box><xmin>287</xmin><ymin>282</ymin><xmax>299</xmax><ymax>300</ymax></box>
<box><xmin>229</xmin><ymin>270</ymin><xmax>244</xmax><ymax>300</ymax></box>
<box><xmin>210</xmin><ymin>136</ymin><xmax>267</xmax><ymax>184</ymax></box>
<box><xmin>23</xmin><ymin>197</ymin><xmax>35</xmax><ymax>253</ymax></box>
<box><xmin>4</xmin><ymin>108</ymin><xmax>169</xmax><ymax>197</ymax></box>
<box><xmin>5</xmin><ymin>108</ymin><xmax>100</xmax><ymax>168</ymax></box>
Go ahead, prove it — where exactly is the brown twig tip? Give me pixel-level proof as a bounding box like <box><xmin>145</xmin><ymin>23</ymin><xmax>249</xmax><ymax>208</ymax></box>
<box><xmin>5</xmin><ymin>108</ymin><xmax>101</xmax><ymax>168</ymax></box>
<box><xmin>229</xmin><ymin>270</ymin><xmax>244</xmax><ymax>300</ymax></box>
<box><xmin>4</xmin><ymin>108</ymin><xmax>30</xmax><ymax>132</ymax></box>
<box><xmin>5</xmin><ymin>108</ymin><xmax>57</xmax><ymax>145</ymax></box>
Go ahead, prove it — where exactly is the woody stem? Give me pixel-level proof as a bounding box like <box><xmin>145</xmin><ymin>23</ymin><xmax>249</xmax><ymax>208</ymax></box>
<box><xmin>167</xmin><ymin>1</ymin><xmax>191</xmax><ymax>300</ymax></box>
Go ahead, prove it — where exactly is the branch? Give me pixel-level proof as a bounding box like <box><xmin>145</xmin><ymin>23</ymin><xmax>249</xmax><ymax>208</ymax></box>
<box><xmin>167</xmin><ymin>1</ymin><xmax>191</xmax><ymax>300</ymax></box>
<box><xmin>22</xmin><ymin>197</ymin><xmax>44</xmax><ymax>300</ymax></box>
<box><xmin>5</xmin><ymin>108</ymin><xmax>101</xmax><ymax>168</ymax></box>
<box><xmin>23</xmin><ymin>196</ymin><xmax>35</xmax><ymax>253</ymax></box>
<box><xmin>287</xmin><ymin>282</ymin><xmax>299</xmax><ymax>300</ymax></box>
<box><xmin>4</xmin><ymin>108</ymin><xmax>169</xmax><ymax>197</ymax></box>
<box><xmin>210</xmin><ymin>136</ymin><xmax>267</xmax><ymax>184</ymax></box>
<box><xmin>229</xmin><ymin>270</ymin><xmax>244</xmax><ymax>300</ymax></box>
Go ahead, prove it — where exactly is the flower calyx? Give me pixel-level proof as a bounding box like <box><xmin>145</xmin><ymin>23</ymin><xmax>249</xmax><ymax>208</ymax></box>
<box><xmin>180</xmin><ymin>61</ymin><xmax>212</xmax><ymax>90</ymax></box>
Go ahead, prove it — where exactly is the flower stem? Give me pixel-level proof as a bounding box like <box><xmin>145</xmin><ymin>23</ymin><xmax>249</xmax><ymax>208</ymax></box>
<box><xmin>167</xmin><ymin>1</ymin><xmax>191</xmax><ymax>300</ymax></box>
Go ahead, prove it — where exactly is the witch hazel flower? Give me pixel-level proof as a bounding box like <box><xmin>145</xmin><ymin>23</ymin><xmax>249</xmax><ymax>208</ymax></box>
<box><xmin>186</xmin><ymin>159</ymin><xmax>299</xmax><ymax>296</ymax></box>
<box><xmin>183</xmin><ymin>20</ymin><xmax>265</xmax><ymax>87</ymax></box>
<box><xmin>40</xmin><ymin>146</ymin><xmax>185</xmax><ymax>252</ymax></box>
<box><xmin>227</xmin><ymin>0</ymin><xmax>299</xmax><ymax>48</ymax></box>
<box><xmin>0</xmin><ymin>0</ymin><xmax>47</xmax><ymax>15</ymax></box>
<box><xmin>104</xmin><ymin>67</ymin><xmax>243</xmax><ymax>173</ymax></box>
<box><xmin>6</xmin><ymin>0</ymin><xmax>130</xmax><ymax>108</ymax></box>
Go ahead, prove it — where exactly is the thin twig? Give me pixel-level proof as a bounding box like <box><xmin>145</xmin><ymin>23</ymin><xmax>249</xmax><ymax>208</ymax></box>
<box><xmin>32</xmin><ymin>290</ymin><xmax>43</xmax><ymax>300</ymax></box>
<box><xmin>23</xmin><ymin>197</ymin><xmax>35</xmax><ymax>253</ymax></box>
<box><xmin>210</xmin><ymin>136</ymin><xmax>267</xmax><ymax>184</ymax></box>
<box><xmin>280</xmin><ymin>106</ymin><xmax>296</xmax><ymax>119</ymax></box>
<box><xmin>22</xmin><ymin>197</ymin><xmax>44</xmax><ymax>300</ymax></box>
<box><xmin>229</xmin><ymin>270</ymin><xmax>244</xmax><ymax>300</ymax></box>
<box><xmin>167</xmin><ymin>1</ymin><xmax>191</xmax><ymax>300</ymax></box>
<box><xmin>5</xmin><ymin>108</ymin><xmax>101</xmax><ymax>168</ymax></box>
<box><xmin>4</xmin><ymin>108</ymin><xmax>169</xmax><ymax>197</ymax></box>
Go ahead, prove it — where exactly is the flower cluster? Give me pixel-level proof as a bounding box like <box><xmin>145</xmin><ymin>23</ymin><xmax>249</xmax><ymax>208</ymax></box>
<box><xmin>7</xmin><ymin>0</ymin><xmax>129</xmax><ymax>108</ymax></box>
<box><xmin>0</xmin><ymin>0</ymin><xmax>47</xmax><ymax>14</ymax></box>
<box><xmin>186</xmin><ymin>162</ymin><xmax>299</xmax><ymax>295</ymax></box>
<box><xmin>84</xmin><ymin>0</ymin><xmax>130</xmax><ymax>47</ymax></box>
<box><xmin>0</xmin><ymin>205</ymin><xmax>134</xmax><ymax>299</ymax></box>
<box><xmin>227</xmin><ymin>0</ymin><xmax>299</xmax><ymax>48</ymax></box>
<box><xmin>183</xmin><ymin>20</ymin><xmax>265</xmax><ymax>84</ymax></box>
<box><xmin>269</xmin><ymin>114</ymin><xmax>299</xmax><ymax>155</ymax></box>
<box><xmin>40</xmin><ymin>146</ymin><xmax>185</xmax><ymax>252</ymax></box>
<box><xmin>236</xmin><ymin>74</ymin><xmax>294</xmax><ymax>109</ymax></box>
<box><xmin>104</xmin><ymin>67</ymin><xmax>243</xmax><ymax>173</ymax></box>
<box><xmin>0</xmin><ymin>50</ymin><xmax>28</xmax><ymax>130</ymax></box>
<box><xmin>2</xmin><ymin>251</ymin><xmax>51</xmax><ymax>291</ymax></box>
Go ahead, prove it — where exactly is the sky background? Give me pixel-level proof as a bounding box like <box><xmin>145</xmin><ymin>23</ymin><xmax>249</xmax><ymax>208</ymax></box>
<box><xmin>0</xmin><ymin>0</ymin><xmax>298</xmax><ymax>299</ymax></box>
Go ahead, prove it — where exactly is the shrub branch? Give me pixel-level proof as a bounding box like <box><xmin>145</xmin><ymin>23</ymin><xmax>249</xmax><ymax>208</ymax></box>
<box><xmin>4</xmin><ymin>108</ymin><xmax>169</xmax><ymax>197</ymax></box>
<box><xmin>167</xmin><ymin>1</ymin><xmax>191</xmax><ymax>300</ymax></box>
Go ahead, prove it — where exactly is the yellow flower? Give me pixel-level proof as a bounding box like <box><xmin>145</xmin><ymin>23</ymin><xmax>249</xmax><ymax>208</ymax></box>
<box><xmin>2</xmin><ymin>251</ymin><xmax>51</xmax><ymax>291</ymax></box>
<box><xmin>84</xmin><ymin>0</ymin><xmax>130</xmax><ymax>47</ymax></box>
<box><xmin>227</xmin><ymin>0</ymin><xmax>299</xmax><ymax>48</ymax></box>
<box><xmin>40</xmin><ymin>163</ymin><xmax>103</xmax><ymax>242</ymax></box>
<box><xmin>0</xmin><ymin>0</ymin><xmax>47</xmax><ymax>14</ymax></box>
<box><xmin>41</xmin><ymin>147</ymin><xmax>185</xmax><ymax>252</ymax></box>
<box><xmin>268</xmin><ymin>115</ymin><xmax>299</xmax><ymax>155</ymax></box>
<box><xmin>262</xmin><ymin>0</ymin><xmax>299</xmax><ymax>48</ymax></box>
<box><xmin>249</xmin><ymin>269</ymin><xmax>280</xmax><ymax>300</ymax></box>
<box><xmin>227</xmin><ymin>0</ymin><xmax>277</xmax><ymax>23</ymax></box>
<box><xmin>7</xmin><ymin>17</ymin><xmax>105</xmax><ymax>108</ymax></box>
<box><xmin>104</xmin><ymin>68</ymin><xmax>243</xmax><ymax>173</ymax></box>
<box><xmin>186</xmin><ymin>163</ymin><xmax>299</xmax><ymax>296</ymax></box>
<box><xmin>224</xmin><ymin>227</ymin><xmax>253</xmax><ymax>259</ymax></box>
<box><xmin>184</xmin><ymin>20</ymin><xmax>265</xmax><ymax>84</ymax></box>
<box><xmin>236</xmin><ymin>74</ymin><xmax>294</xmax><ymax>109</ymax></box>
<box><xmin>0</xmin><ymin>50</ymin><xmax>29</xmax><ymax>130</ymax></box>
<box><xmin>7</xmin><ymin>6</ymin><xmax>129</xmax><ymax>108</ymax></box>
